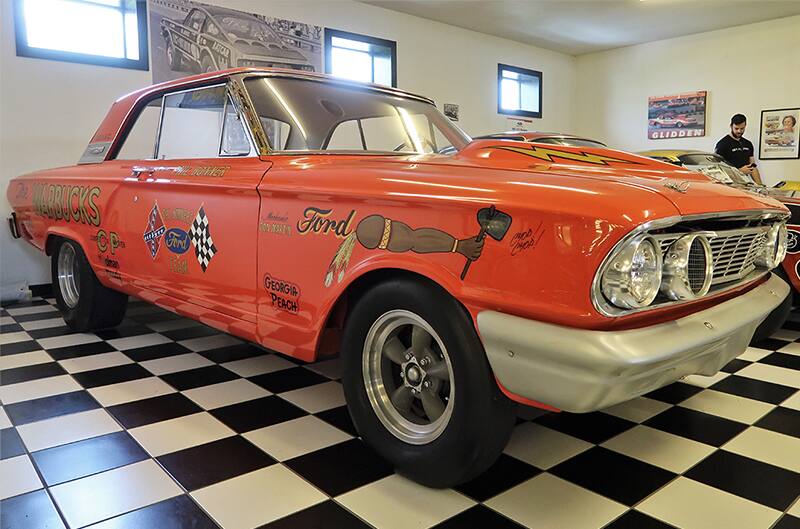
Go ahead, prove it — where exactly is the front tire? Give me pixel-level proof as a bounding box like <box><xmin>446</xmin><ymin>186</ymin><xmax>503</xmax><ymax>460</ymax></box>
<box><xmin>52</xmin><ymin>239</ymin><xmax>128</xmax><ymax>332</ymax></box>
<box><xmin>341</xmin><ymin>277</ymin><xmax>516</xmax><ymax>488</ymax></box>
<box><xmin>165</xmin><ymin>36</ymin><xmax>182</xmax><ymax>71</ymax></box>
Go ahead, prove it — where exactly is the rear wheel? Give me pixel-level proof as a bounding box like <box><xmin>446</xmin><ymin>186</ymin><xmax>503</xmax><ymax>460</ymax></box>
<box><xmin>341</xmin><ymin>277</ymin><xmax>516</xmax><ymax>488</ymax></box>
<box><xmin>165</xmin><ymin>36</ymin><xmax>182</xmax><ymax>71</ymax></box>
<box><xmin>52</xmin><ymin>239</ymin><xmax>128</xmax><ymax>332</ymax></box>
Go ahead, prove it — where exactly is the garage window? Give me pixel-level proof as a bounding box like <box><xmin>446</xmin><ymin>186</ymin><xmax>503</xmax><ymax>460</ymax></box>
<box><xmin>498</xmin><ymin>64</ymin><xmax>542</xmax><ymax>118</ymax></box>
<box><xmin>325</xmin><ymin>28</ymin><xmax>396</xmax><ymax>87</ymax></box>
<box><xmin>13</xmin><ymin>0</ymin><xmax>148</xmax><ymax>70</ymax></box>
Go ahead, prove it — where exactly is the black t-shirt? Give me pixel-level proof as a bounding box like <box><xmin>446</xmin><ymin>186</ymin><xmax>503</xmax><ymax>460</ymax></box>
<box><xmin>715</xmin><ymin>135</ymin><xmax>754</xmax><ymax>169</ymax></box>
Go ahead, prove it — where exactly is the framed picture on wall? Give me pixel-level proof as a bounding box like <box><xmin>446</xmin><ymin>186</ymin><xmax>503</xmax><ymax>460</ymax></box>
<box><xmin>759</xmin><ymin>108</ymin><xmax>800</xmax><ymax>160</ymax></box>
<box><xmin>647</xmin><ymin>91</ymin><xmax>707</xmax><ymax>140</ymax></box>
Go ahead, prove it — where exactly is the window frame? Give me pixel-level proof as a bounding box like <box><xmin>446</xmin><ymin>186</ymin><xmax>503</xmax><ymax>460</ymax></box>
<box><xmin>13</xmin><ymin>0</ymin><xmax>149</xmax><ymax>71</ymax></box>
<box><xmin>497</xmin><ymin>63</ymin><xmax>542</xmax><ymax>119</ymax></box>
<box><xmin>324</xmin><ymin>28</ymin><xmax>397</xmax><ymax>88</ymax></box>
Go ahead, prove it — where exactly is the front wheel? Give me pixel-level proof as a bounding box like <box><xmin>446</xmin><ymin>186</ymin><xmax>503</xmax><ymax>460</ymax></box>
<box><xmin>52</xmin><ymin>239</ymin><xmax>128</xmax><ymax>332</ymax></box>
<box><xmin>341</xmin><ymin>278</ymin><xmax>516</xmax><ymax>488</ymax></box>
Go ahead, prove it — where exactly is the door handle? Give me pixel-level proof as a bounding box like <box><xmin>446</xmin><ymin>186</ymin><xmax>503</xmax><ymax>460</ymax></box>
<box><xmin>131</xmin><ymin>166</ymin><xmax>182</xmax><ymax>179</ymax></box>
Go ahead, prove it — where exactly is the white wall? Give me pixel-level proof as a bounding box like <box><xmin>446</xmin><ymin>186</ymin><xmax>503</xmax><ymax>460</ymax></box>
<box><xmin>0</xmin><ymin>0</ymin><xmax>577</xmax><ymax>292</ymax></box>
<box><xmin>574</xmin><ymin>15</ymin><xmax>800</xmax><ymax>185</ymax></box>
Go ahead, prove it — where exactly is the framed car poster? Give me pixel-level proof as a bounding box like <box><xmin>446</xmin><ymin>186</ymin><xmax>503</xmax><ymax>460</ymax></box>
<box><xmin>149</xmin><ymin>0</ymin><xmax>322</xmax><ymax>84</ymax></box>
<box><xmin>759</xmin><ymin>108</ymin><xmax>800</xmax><ymax>160</ymax></box>
<box><xmin>647</xmin><ymin>91</ymin><xmax>707</xmax><ymax>140</ymax></box>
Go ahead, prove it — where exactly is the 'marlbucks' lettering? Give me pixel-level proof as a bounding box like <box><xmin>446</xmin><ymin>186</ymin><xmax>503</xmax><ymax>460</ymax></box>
<box><xmin>31</xmin><ymin>183</ymin><xmax>102</xmax><ymax>226</ymax></box>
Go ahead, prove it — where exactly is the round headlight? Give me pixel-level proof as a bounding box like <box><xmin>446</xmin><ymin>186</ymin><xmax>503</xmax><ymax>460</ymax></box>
<box><xmin>661</xmin><ymin>235</ymin><xmax>713</xmax><ymax>300</ymax></box>
<box><xmin>756</xmin><ymin>223</ymin><xmax>788</xmax><ymax>269</ymax></box>
<box><xmin>601</xmin><ymin>236</ymin><xmax>662</xmax><ymax>309</ymax></box>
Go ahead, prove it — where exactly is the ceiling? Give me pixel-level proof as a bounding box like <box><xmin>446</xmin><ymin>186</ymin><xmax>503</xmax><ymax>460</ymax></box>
<box><xmin>359</xmin><ymin>0</ymin><xmax>800</xmax><ymax>55</ymax></box>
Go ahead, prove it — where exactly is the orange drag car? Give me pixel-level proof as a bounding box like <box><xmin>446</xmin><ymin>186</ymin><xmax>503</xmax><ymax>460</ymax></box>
<box><xmin>6</xmin><ymin>68</ymin><xmax>791</xmax><ymax>487</ymax></box>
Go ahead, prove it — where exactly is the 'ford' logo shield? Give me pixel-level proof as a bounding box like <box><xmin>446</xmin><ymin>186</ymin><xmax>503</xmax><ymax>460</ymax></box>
<box><xmin>165</xmin><ymin>228</ymin><xmax>190</xmax><ymax>254</ymax></box>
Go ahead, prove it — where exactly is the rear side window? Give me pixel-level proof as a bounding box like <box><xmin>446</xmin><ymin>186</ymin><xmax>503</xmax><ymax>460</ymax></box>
<box><xmin>116</xmin><ymin>99</ymin><xmax>162</xmax><ymax>160</ymax></box>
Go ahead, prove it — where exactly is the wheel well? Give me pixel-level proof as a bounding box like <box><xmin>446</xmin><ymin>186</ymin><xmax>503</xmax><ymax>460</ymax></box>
<box><xmin>45</xmin><ymin>234</ymin><xmax>62</xmax><ymax>256</ymax></box>
<box><xmin>316</xmin><ymin>268</ymin><xmax>468</xmax><ymax>359</ymax></box>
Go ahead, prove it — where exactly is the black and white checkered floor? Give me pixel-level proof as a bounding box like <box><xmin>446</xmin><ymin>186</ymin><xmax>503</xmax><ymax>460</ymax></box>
<box><xmin>1</xmin><ymin>296</ymin><xmax>799</xmax><ymax>529</ymax></box>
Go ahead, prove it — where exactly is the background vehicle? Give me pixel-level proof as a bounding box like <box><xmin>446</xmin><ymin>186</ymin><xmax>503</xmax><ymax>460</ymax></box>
<box><xmin>649</xmin><ymin>114</ymin><xmax>697</xmax><ymax>128</ymax></box>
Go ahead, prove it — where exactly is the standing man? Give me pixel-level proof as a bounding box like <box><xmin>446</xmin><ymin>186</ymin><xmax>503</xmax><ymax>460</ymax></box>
<box><xmin>715</xmin><ymin>114</ymin><xmax>762</xmax><ymax>185</ymax></box>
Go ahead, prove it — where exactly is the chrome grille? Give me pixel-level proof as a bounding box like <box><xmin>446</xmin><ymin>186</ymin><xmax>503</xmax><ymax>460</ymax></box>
<box><xmin>687</xmin><ymin>239</ymin><xmax>708</xmax><ymax>293</ymax></box>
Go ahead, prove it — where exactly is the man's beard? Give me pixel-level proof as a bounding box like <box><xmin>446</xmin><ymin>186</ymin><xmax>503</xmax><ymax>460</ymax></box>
<box><xmin>732</xmin><ymin>131</ymin><xmax>743</xmax><ymax>138</ymax></box>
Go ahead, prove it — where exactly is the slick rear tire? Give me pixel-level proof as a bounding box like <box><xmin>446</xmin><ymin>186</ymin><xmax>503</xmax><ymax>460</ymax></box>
<box><xmin>341</xmin><ymin>277</ymin><xmax>516</xmax><ymax>488</ymax></box>
<box><xmin>52</xmin><ymin>238</ymin><xmax>128</xmax><ymax>332</ymax></box>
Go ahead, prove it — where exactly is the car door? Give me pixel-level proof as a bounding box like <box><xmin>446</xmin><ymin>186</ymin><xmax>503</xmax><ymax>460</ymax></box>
<box><xmin>104</xmin><ymin>82</ymin><xmax>267</xmax><ymax>324</ymax></box>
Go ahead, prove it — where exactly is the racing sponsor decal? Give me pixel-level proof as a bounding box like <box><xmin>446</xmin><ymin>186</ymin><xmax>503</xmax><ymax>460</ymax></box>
<box><xmin>189</xmin><ymin>206</ymin><xmax>218</xmax><ymax>272</ymax></box>
<box><xmin>143</xmin><ymin>203</ymin><xmax>167</xmax><ymax>259</ymax></box>
<box><xmin>91</xmin><ymin>230</ymin><xmax>125</xmax><ymax>256</ymax></box>
<box><xmin>165</xmin><ymin>228</ymin><xmax>191</xmax><ymax>254</ymax></box>
<box><xmin>509</xmin><ymin>222</ymin><xmax>545</xmax><ymax>257</ymax></box>
<box><xmin>323</xmin><ymin>205</ymin><xmax>512</xmax><ymax>286</ymax></box>
<box><xmin>297</xmin><ymin>207</ymin><xmax>356</xmax><ymax>239</ymax></box>
<box><xmin>264</xmin><ymin>273</ymin><xmax>300</xmax><ymax>314</ymax></box>
<box><xmin>489</xmin><ymin>145</ymin><xmax>644</xmax><ymax>166</ymax></box>
<box><xmin>169</xmin><ymin>255</ymin><xmax>188</xmax><ymax>275</ymax></box>
<box><xmin>260</xmin><ymin>212</ymin><xmax>292</xmax><ymax>236</ymax></box>
<box><xmin>787</xmin><ymin>229</ymin><xmax>800</xmax><ymax>254</ymax></box>
<box><xmin>162</xmin><ymin>207</ymin><xmax>194</xmax><ymax>223</ymax></box>
<box><xmin>175</xmin><ymin>166</ymin><xmax>230</xmax><ymax>177</ymax></box>
<box><xmin>32</xmin><ymin>183</ymin><xmax>101</xmax><ymax>226</ymax></box>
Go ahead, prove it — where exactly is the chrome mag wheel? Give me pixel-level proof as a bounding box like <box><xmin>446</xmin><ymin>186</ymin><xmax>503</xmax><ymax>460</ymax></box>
<box><xmin>57</xmin><ymin>243</ymin><xmax>80</xmax><ymax>309</ymax></box>
<box><xmin>363</xmin><ymin>309</ymin><xmax>455</xmax><ymax>445</ymax></box>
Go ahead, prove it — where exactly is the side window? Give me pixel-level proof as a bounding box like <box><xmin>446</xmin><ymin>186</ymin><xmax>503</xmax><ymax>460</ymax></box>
<box><xmin>116</xmin><ymin>98</ymin><xmax>163</xmax><ymax>160</ymax></box>
<box><xmin>187</xmin><ymin>11</ymin><xmax>206</xmax><ymax>32</ymax></box>
<box><xmin>157</xmin><ymin>85</ymin><xmax>226</xmax><ymax>159</ymax></box>
<box><xmin>221</xmin><ymin>98</ymin><xmax>251</xmax><ymax>156</ymax></box>
<box><xmin>206</xmin><ymin>20</ymin><xmax>221</xmax><ymax>38</ymax></box>
<box><xmin>261</xmin><ymin>118</ymin><xmax>291</xmax><ymax>150</ymax></box>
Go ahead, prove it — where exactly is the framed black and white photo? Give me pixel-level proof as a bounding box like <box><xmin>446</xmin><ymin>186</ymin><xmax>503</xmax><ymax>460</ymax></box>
<box><xmin>759</xmin><ymin>108</ymin><xmax>800</xmax><ymax>160</ymax></box>
<box><xmin>443</xmin><ymin>104</ymin><xmax>459</xmax><ymax>121</ymax></box>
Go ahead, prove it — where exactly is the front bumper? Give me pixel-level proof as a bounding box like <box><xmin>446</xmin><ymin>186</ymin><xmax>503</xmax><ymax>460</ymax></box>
<box><xmin>478</xmin><ymin>273</ymin><xmax>789</xmax><ymax>413</ymax></box>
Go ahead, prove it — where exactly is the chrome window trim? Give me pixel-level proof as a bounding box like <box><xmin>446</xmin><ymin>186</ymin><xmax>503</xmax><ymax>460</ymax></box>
<box><xmin>591</xmin><ymin>209</ymin><xmax>789</xmax><ymax>317</ymax></box>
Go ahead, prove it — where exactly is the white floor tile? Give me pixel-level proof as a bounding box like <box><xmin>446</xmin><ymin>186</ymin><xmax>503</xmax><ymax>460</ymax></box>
<box><xmin>19</xmin><ymin>317</ymin><xmax>66</xmax><ymax>331</ymax></box>
<box><xmin>0</xmin><ymin>375</ymin><xmax>81</xmax><ymax>405</ymax></box>
<box><xmin>244</xmin><ymin>416</ymin><xmax>352</xmax><ymax>461</ymax></box>
<box><xmin>724</xmin><ymin>427</ymin><xmax>800</xmax><ymax>473</ymax></box>
<box><xmin>601</xmin><ymin>397</ymin><xmax>671</xmax><ymax>423</ymax></box>
<box><xmin>778</xmin><ymin>342</ymin><xmax>800</xmax><ymax>356</ymax></box>
<box><xmin>771</xmin><ymin>329</ymin><xmax>800</xmax><ymax>342</ymax></box>
<box><xmin>221</xmin><ymin>355</ymin><xmax>296</xmax><ymax>377</ymax></box>
<box><xmin>192</xmin><ymin>466</ymin><xmax>326</xmax><ymax>529</ymax></box>
<box><xmin>0</xmin><ymin>331</ymin><xmax>32</xmax><ymax>345</ymax></box>
<box><xmin>739</xmin><ymin>347</ymin><xmax>773</xmax><ymax>362</ymax></box>
<box><xmin>0</xmin><ymin>456</ymin><xmax>43</xmax><ymax>500</ymax></box>
<box><xmin>0</xmin><ymin>406</ymin><xmax>11</xmax><ymax>429</ymax></box>
<box><xmin>504</xmin><ymin>422</ymin><xmax>592</xmax><ymax>469</ymax></box>
<box><xmin>789</xmin><ymin>499</ymin><xmax>800</xmax><ymax>518</ymax></box>
<box><xmin>278</xmin><ymin>381</ymin><xmax>346</xmax><ymax>413</ymax></box>
<box><xmin>50</xmin><ymin>460</ymin><xmax>182</xmax><ymax>528</ymax></box>
<box><xmin>680</xmin><ymin>390</ymin><xmax>774</xmax><ymax>424</ymax></box>
<box><xmin>0</xmin><ymin>350</ymin><xmax>51</xmax><ymax>370</ymax></box>
<box><xmin>179</xmin><ymin>334</ymin><xmax>242</xmax><ymax>352</ymax></box>
<box><xmin>17</xmin><ymin>408</ymin><xmax>121</xmax><ymax>452</ymax></box>
<box><xmin>88</xmin><ymin>377</ymin><xmax>175</xmax><ymax>407</ymax></box>
<box><xmin>782</xmin><ymin>391</ymin><xmax>800</xmax><ymax>411</ymax></box>
<box><xmin>304</xmin><ymin>358</ymin><xmax>341</xmax><ymax>379</ymax></box>
<box><xmin>183</xmin><ymin>379</ymin><xmax>269</xmax><ymax>410</ymax></box>
<box><xmin>338</xmin><ymin>474</ymin><xmax>474</xmax><ymax>529</ymax></box>
<box><xmin>485</xmin><ymin>473</ymin><xmax>626</xmax><ymax>529</ymax></box>
<box><xmin>36</xmin><ymin>333</ymin><xmax>101</xmax><ymax>350</ymax></box>
<box><xmin>58</xmin><ymin>351</ymin><xmax>132</xmax><ymax>374</ymax></box>
<box><xmin>5</xmin><ymin>305</ymin><xmax>58</xmax><ymax>316</ymax></box>
<box><xmin>682</xmin><ymin>371</ymin><xmax>729</xmax><ymax>388</ymax></box>
<box><xmin>140</xmin><ymin>352</ymin><xmax>214</xmax><ymax>376</ymax></box>
<box><xmin>737</xmin><ymin>363</ymin><xmax>800</xmax><ymax>388</ymax></box>
<box><xmin>0</xmin><ymin>316</ymin><xmax>14</xmax><ymax>325</ymax></box>
<box><xmin>602</xmin><ymin>425</ymin><xmax>716</xmax><ymax>473</ymax></box>
<box><xmin>146</xmin><ymin>318</ymin><xmax>200</xmax><ymax>333</ymax></box>
<box><xmin>129</xmin><ymin>412</ymin><xmax>235</xmax><ymax>457</ymax></box>
<box><xmin>637</xmin><ymin>477</ymin><xmax>780</xmax><ymax>529</ymax></box>
<box><xmin>106</xmin><ymin>333</ymin><xmax>172</xmax><ymax>351</ymax></box>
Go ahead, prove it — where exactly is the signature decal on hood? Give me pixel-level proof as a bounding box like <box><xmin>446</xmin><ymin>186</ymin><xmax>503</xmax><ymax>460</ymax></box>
<box><xmin>488</xmin><ymin>145</ymin><xmax>645</xmax><ymax>166</ymax></box>
<box><xmin>664</xmin><ymin>181</ymin><xmax>691</xmax><ymax>193</ymax></box>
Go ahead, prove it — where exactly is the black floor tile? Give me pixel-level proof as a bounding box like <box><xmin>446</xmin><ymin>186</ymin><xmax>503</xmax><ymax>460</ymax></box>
<box><xmin>3</xmin><ymin>391</ymin><xmax>100</xmax><ymax>425</ymax></box>
<box><xmin>160</xmin><ymin>365</ymin><xmax>238</xmax><ymax>391</ymax></box>
<box><xmin>0</xmin><ymin>323</ymin><xmax>23</xmax><ymax>333</ymax></box>
<box><xmin>95</xmin><ymin>324</ymin><xmax>155</xmax><ymax>340</ymax></box>
<box><xmin>750</xmin><ymin>337</ymin><xmax>791</xmax><ymax>350</ymax></box>
<box><xmin>431</xmin><ymin>505</ymin><xmax>526</xmax><ymax>529</ymax></box>
<box><xmin>107</xmin><ymin>393</ymin><xmax>199</xmax><ymax>429</ymax></box>
<box><xmin>0</xmin><ymin>340</ymin><xmax>42</xmax><ymax>356</ymax></box>
<box><xmin>199</xmin><ymin>343</ymin><xmax>265</xmax><ymax>364</ymax></box>
<box><xmin>130</xmin><ymin>311</ymin><xmax>183</xmax><ymax>325</ymax></box>
<box><xmin>760</xmin><ymin>352</ymin><xmax>800</xmax><ymax>371</ymax></box>
<box><xmin>550</xmin><ymin>447</ymin><xmax>676</xmax><ymax>506</ymax></box>
<box><xmin>1</xmin><ymin>299</ymin><xmax>50</xmax><ymax>309</ymax></box>
<box><xmin>774</xmin><ymin>515</ymin><xmax>800</xmax><ymax>529</ymax></box>
<box><xmin>1</xmin><ymin>427</ymin><xmax>27</xmax><ymax>460</ymax></box>
<box><xmin>710</xmin><ymin>375</ymin><xmax>797</xmax><ymax>404</ymax></box>
<box><xmin>71</xmin><ymin>364</ymin><xmax>151</xmax><ymax>389</ymax></box>
<box><xmin>210</xmin><ymin>396</ymin><xmax>305</xmax><ymax>433</ymax></box>
<box><xmin>285</xmin><ymin>439</ymin><xmax>393</xmax><ymax>496</ymax></box>
<box><xmin>534</xmin><ymin>411</ymin><xmax>636</xmax><ymax>444</ymax></box>
<box><xmin>261</xmin><ymin>500</ymin><xmax>372</xmax><ymax>529</ymax></box>
<box><xmin>0</xmin><ymin>489</ymin><xmax>66</xmax><ymax>529</ymax></box>
<box><xmin>755</xmin><ymin>407</ymin><xmax>800</xmax><ymax>438</ymax></box>
<box><xmin>9</xmin><ymin>311</ymin><xmax>60</xmax><ymax>323</ymax></box>
<box><xmin>644</xmin><ymin>407</ymin><xmax>747</xmax><ymax>446</ymax></box>
<box><xmin>783</xmin><ymin>319</ymin><xmax>800</xmax><ymax>332</ymax></box>
<box><xmin>31</xmin><ymin>431</ymin><xmax>148</xmax><ymax>486</ymax></box>
<box><xmin>158</xmin><ymin>436</ymin><xmax>275</xmax><ymax>491</ymax></box>
<box><xmin>46</xmin><ymin>341</ymin><xmax>114</xmax><ymax>360</ymax></box>
<box><xmin>455</xmin><ymin>454</ymin><xmax>540</xmax><ymax>502</ymax></box>
<box><xmin>721</xmin><ymin>358</ymin><xmax>751</xmax><ymax>374</ymax></box>
<box><xmin>88</xmin><ymin>495</ymin><xmax>219</xmax><ymax>529</ymax></box>
<box><xmin>0</xmin><ymin>362</ymin><xmax>66</xmax><ymax>385</ymax></box>
<box><xmin>27</xmin><ymin>326</ymin><xmax>75</xmax><ymax>340</ymax></box>
<box><xmin>645</xmin><ymin>382</ymin><xmax>704</xmax><ymax>404</ymax></box>
<box><xmin>315</xmin><ymin>406</ymin><xmax>358</xmax><ymax>437</ymax></box>
<box><xmin>161</xmin><ymin>326</ymin><xmax>219</xmax><ymax>342</ymax></box>
<box><xmin>685</xmin><ymin>450</ymin><xmax>800</xmax><ymax>511</ymax></box>
<box><xmin>249</xmin><ymin>367</ymin><xmax>329</xmax><ymax>394</ymax></box>
<box><xmin>602</xmin><ymin>510</ymin><xmax>675</xmax><ymax>529</ymax></box>
<box><xmin>123</xmin><ymin>342</ymin><xmax>191</xmax><ymax>362</ymax></box>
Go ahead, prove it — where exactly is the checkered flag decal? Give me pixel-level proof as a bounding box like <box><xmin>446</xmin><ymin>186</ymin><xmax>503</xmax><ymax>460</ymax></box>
<box><xmin>189</xmin><ymin>206</ymin><xmax>217</xmax><ymax>272</ymax></box>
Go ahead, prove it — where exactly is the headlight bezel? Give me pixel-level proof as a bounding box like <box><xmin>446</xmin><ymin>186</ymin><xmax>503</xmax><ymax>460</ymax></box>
<box><xmin>756</xmin><ymin>222</ymin><xmax>787</xmax><ymax>269</ymax></box>
<box><xmin>660</xmin><ymin>234</ymin><xmax>715</xmax><ymax>301</ymax></box>
<box><xmin>600</xmin><ymin>235</ymin><xmax>663</xmax><ymax>310</ymax></box>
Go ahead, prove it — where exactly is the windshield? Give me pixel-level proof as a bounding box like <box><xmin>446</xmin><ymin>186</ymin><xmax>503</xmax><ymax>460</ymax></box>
<box><xmin>679</xmin><ymin>153</ymin><xmax>755</xmax><ymax>185</ymax></box>
<box><xmin>678</xmin><ymin>153</ymin><xmax>726</xmax><ymax>166</ymax></box>
<box><xmin>219</xmin><ymin>15</ymin><xmax>278</xmax><ymax>41</ymax></box>
<box><xmin>533</xmin><ymin>137</ymin><xmax>607</xmax><ymax>148</ymax></box>
<box><xmin>244</xmin><ymin>77</ymin><xmax>471</xmax><ymax>153</ymax></box>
